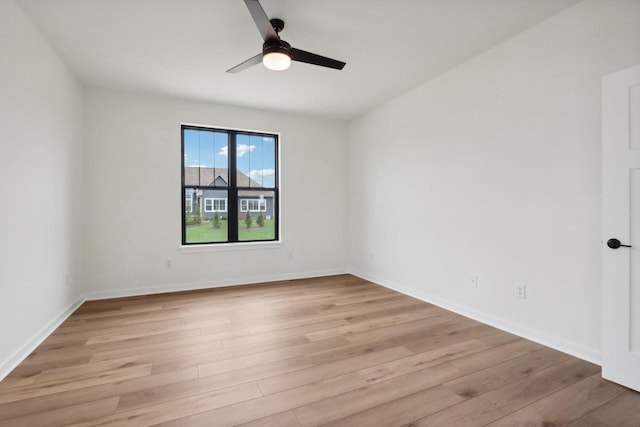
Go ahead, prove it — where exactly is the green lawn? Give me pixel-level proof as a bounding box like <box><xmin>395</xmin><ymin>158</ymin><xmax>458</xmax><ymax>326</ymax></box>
<box><xmin>185</xmin><ymin>219</ymin><xmax>275</xmax><ymax>243</ymax></box>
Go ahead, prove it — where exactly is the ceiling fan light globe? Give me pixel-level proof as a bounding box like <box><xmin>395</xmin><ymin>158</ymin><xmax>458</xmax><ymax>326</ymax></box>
<box><xmin>263</xmin><ymin>52</ymin><xmax>291</xmax><ymax>71</ymax></box>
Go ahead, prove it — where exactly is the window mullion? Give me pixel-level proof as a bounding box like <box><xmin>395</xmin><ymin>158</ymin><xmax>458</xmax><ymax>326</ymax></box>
<box><xmin>228</xmin><ymin>132</ymin><xmax>238</xmax><ymax>242</ymax></box>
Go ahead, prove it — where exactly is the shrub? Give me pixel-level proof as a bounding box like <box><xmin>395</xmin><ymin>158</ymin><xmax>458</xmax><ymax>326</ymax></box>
<box><xmin>212</xmin><ymin>212</ymin><xmax>221</xmax><ymax>229</ymax></box>
<box><xmin>185</xmin><ymin>212</ymin><xmax>200</xmax><ymax>226</ymax></box>
<box><xmin>256</xmin><ymin>212</ymin><xmax>265</xmax><ymax>227</ymax></box>
<box><xmin>244</xmin><ymin>212</ymin><xmax>253</xmax><ymax>228</ymax></box>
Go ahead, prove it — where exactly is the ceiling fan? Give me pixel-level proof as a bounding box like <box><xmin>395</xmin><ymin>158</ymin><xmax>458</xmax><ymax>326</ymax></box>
<box><xmin>227</xmin><ymin>0</ymin><xmax>346</xmax><ymax>73</ymax></box>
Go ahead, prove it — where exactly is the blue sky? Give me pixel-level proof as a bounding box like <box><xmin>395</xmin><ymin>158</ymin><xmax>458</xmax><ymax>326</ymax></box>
<box><xmin>184</xmin><ymin>129</ymin><xmax>276</xmax><ymax>188</ymax></box>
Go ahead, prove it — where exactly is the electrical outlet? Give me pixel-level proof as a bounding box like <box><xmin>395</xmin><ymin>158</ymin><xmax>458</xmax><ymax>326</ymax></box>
<box><xmin>165</xmin><ymin>260</ymin><xmax>172</xmax><ymax>269</ymax></box>
<box><xmin>470</xmin><ymin>275</ymin><xmax>478</xmax><ymax>288</ymax></box>
<box><xmin>515</xmin><ymin>283</ymin><xmax>526</xmax><ymax>299</ymax></box>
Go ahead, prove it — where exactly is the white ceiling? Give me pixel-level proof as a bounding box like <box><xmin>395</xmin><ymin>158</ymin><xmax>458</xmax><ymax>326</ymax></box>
<box><xmin>18</xmin><ymin>0</ymin><xmax>580</xmax><ymax>120</ymax></box>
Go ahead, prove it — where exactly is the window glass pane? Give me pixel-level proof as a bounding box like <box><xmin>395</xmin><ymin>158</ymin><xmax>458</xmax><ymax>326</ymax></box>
<box><xmin>184</xmin><ymin>188</ymin><xmax>228</xmax><ymax>243</ymax></box>
<box><xmin>184</xmin><ymin>130</ymin><xmax>229</xmax><ymax>187</ymax></box>
<box><xmin>198</xmin><ymin>131</ymin><xmax>227</xmax><ymax>186</ymax></box>
<box><xmin>213</xmin><ymin>132</ymin><xmax>229</xmax><ymax>187</ymax></box>
<box><xmin>249</xmin><ymin>135</ymin><xmax>276</xmax><ymax>188</ymax></box>
<box><xmin>238</xmin><ymin>190</ymin><xmax>276</xmax><ymax>241</ymax></box>
<box><xmin>199</xmin><ymin>130</ymin><xmax>214</xmax><ymax>173</ymax></box>
<box><xmin>235</xmin><ymin>134</ymin><xmax>252</xmax><ymax>187</ymax></box>
<box><xmin>236</xmin><ymin>134</ymin><xmax>276</xmax><ymax>189</ymax></box>
<box><xmin>184</xmin><ymin>130</ymin><xmax>200</xmax><ymax>186</ymax></box>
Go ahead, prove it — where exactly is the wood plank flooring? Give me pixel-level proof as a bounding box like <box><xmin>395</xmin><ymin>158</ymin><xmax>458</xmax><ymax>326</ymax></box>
<box><xmin>1</xmin><ymin>274</ymin><xmax>638</xmax><ymax>426</ymax></box>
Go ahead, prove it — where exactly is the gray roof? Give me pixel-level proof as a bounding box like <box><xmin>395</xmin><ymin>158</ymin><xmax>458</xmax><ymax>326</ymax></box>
<box><xmin>184</xmin><ymin>167</ymin><xmax>263</xmax><ymax>188</ymax></box>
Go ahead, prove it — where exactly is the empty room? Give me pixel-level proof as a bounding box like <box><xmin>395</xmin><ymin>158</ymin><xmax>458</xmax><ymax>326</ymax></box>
<box><xmin>1</xmin><ymin>0</ymin><xmax>640</xmax><ymax>425</ymax></box>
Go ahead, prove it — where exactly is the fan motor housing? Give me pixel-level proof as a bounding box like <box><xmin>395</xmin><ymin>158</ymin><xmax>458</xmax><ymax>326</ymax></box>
<box><xmin>263</xmin><ymin>39</ymin><xmax>291</xmax><ymax>57</ymax></box>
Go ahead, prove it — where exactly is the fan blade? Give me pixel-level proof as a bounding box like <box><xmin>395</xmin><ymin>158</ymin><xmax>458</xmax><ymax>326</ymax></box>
<box><xmin>243</xmin><ymin>0</ymin><xmax>278</xmax><ymax>42</ymax></box>
<box><xmin>291</xmin><ymin>48</ymin><xmax>346</xmax><ymax>70</ymax></box>
<box><xmin>226</xmin><ymin>53</ymin><xmax>262</xmax><ymax>73</ymax></box>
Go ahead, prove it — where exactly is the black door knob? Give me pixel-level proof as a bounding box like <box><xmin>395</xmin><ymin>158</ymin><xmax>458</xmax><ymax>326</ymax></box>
<box><xmin>607</xmin><ymin>238</ymin><xmax>632</xmax><ymax>249</ymax></box>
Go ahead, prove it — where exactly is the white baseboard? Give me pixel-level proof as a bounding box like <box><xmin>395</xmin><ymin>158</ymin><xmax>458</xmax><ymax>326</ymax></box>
<box><xmin>0</xmin><ymin>295</ymin><xmax>86</xmax><ymax>381</ymax></box>
<box><xmin>350</xmin><ymin>269</ymin><xmax>602</xmax><ymax>366</ymax></box>
<box><xmin>84</xmin><ymin>268</ymin><xmax>350</xmax><ymax>301</ymax></box>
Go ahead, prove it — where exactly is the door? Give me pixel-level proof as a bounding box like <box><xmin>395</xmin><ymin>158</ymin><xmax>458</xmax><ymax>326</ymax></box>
<box><xmin>602</xmin><ymin>64</ymin><xmax>640</xmax><ymax>392</ymax></box>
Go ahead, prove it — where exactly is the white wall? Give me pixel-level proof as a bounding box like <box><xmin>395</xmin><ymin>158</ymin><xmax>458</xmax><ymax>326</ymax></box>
<box><xmin>0</xmin><ymin>1</ymin><xmax>84</xmax><ymax>374</ymax></box>
<box><xmin>82</xmin><ymin>88</ymin><xmax>349</xmax><ymax>296</ymax></box>
<box><xmin>348</xmin><ymin>0</ymin><xmax>640</xmax><ymax>362</ymax></box>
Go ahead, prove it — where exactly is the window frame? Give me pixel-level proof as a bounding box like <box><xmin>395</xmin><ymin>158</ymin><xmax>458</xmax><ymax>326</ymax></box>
<box><xmin>181</xmin><ymin>125</ymin><xmax>279</xmax><ymax>246</ymax></box>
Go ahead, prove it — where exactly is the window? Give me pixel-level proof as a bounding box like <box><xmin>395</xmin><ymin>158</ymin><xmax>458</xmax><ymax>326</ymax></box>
<box><xmin>182</xmin><ymin>125</ymin><xmax>278</xmax><ymax>245</ymax></box>
<box><xmin>204</xmin><ymin>198</ymin><xmax>227</xmax><ymax>212</ymax></box>
<box><xmin>240</xmin><ymin>198</ymin><xmax>266</xmax><ymax>212</ymax></box>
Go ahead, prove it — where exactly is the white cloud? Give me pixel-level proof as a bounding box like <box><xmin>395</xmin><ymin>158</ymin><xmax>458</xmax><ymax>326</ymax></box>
<box><xmin>219</xmin><ymin>144</ymin><xmax>256</xmax><ymax>157</ymax></box>
<box><xmin>189</xmin><ymin>163</ymin><xmax>209</xmax><ymax>167</ymax></box>
<box><xmin>249</xmin><ymin>168</ymin><xmax>275</xmax><ymax>181</ymax></box>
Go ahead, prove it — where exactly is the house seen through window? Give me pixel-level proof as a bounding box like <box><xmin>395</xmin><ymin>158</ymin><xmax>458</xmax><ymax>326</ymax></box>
<box><xmin>182</xmin><ymin>125</ymin><xmax>279</xmax><ymax>244</ymax></box>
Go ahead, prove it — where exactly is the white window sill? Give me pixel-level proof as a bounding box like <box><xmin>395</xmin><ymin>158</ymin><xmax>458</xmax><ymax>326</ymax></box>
<box><xmin>179</xmin><ymin>240</ymin><xmax>283</xmax><ymax>253</ymax></box>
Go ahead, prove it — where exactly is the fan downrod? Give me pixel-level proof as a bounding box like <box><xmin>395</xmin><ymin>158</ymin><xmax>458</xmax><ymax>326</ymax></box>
<box><xmin>270</xmin><ymin>18</ymin><xmax>284</xmax><ymax>34</ymax></box>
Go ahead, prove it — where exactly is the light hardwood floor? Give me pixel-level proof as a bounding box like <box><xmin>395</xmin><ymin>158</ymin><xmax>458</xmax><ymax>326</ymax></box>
<box><xmin>1</xmin><ymin>274</ymin><xmax>638</xmax><ymax>426</ymax></box>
